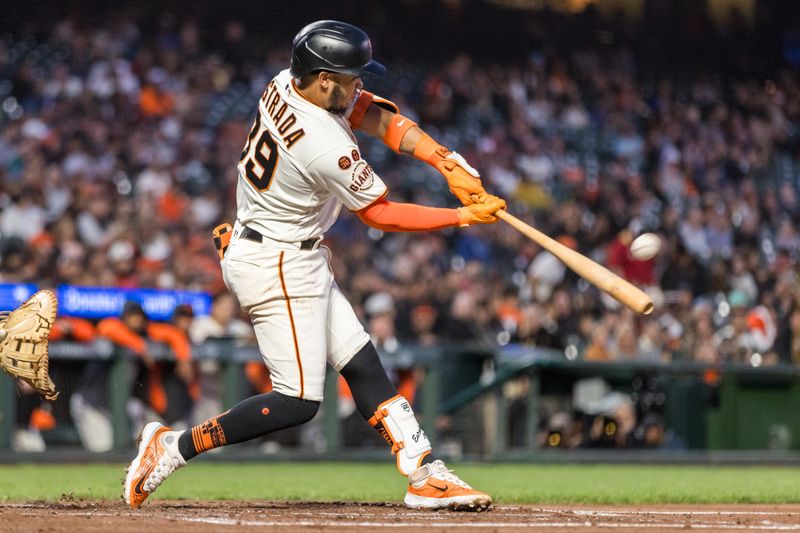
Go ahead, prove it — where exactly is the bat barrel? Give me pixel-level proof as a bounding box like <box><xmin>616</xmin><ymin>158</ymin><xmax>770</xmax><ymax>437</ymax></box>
<box><xmin>496</xmin><ymin>210</ymin><xmax>654</xmax><ymax>316</ymax></box>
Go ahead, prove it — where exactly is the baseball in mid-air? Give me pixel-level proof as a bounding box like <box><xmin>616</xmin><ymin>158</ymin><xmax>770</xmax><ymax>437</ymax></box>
<box><xmin>630</xmin><ymin>232</ymin><xmax>661</xmax><ymax>260</ymax></box>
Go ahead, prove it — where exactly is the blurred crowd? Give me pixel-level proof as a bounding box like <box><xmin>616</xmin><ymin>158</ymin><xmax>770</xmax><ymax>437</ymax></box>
<box><xmin>2</xmin><ymin>2</ymin><xmax>800</xmax><ymax>451</ymax></box>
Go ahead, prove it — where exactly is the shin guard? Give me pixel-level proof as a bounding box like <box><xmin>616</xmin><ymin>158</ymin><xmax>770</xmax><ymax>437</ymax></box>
<box><xmin>369</xmin><ymin>395</ymin><xmax>431</xmax><ymax>476</ymax></box>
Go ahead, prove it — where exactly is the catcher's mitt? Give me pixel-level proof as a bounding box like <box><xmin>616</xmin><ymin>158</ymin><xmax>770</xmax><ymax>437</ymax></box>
<box><xmin>0</xmin><ymin>290</ymin><xmax>59</xmax><ymax>400</ymax></box>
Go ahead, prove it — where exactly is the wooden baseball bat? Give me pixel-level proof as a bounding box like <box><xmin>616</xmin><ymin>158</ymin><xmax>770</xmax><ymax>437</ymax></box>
<box><xmin>496</xmin><ymin>210</ymin><xmax>654</xmax><ymax>315</ymax></box>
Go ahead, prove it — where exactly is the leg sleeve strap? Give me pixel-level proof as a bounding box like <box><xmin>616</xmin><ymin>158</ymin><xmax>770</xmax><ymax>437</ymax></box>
<box><xmin>369</xmin><ymin>395</ymin><xmax>432</xmax><ymax>476</ymax></box>
<box><xmin>369</xmin><ymin>406</ymin><xmax>403</xmax><ymax>454</ymax></box>
<box><xmin>408</xmin><ymin>462</ymin><xmax>434</xmax><ymax>486</ymax></box>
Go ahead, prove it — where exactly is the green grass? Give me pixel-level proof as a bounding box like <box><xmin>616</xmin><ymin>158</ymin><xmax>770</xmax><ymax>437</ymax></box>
<box><xmin>1</xmin><ymin>463</ymin><xmax>799</xmax><ymax>504</ymax></box>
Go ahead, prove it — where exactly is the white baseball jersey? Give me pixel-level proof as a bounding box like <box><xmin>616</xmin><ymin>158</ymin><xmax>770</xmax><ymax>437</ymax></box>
<box><xmin>236</xmin><ymin>69</ymin><xmax>387</xmax><ymax>243</ymax></box>
<box><xmin>223</xmin><ymin>69</ymin><xmax>384</xmax><ymax>401</ymax></box>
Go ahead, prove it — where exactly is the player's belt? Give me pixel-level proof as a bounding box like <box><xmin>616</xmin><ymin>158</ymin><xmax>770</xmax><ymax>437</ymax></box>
<box><xmin>241</xmin><ymin>226</ymin><xmax>321</xmax><ymax>251</ymax></box>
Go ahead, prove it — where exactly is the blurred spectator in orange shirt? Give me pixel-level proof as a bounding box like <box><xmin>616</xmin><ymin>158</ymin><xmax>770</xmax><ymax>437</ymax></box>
<box><xmin>139</xmin><ymin>84</ymin><xmax>174</xmax><ymax>116</ymax></box>
<box><xmin>584</xmin><ymin>322</ymin><xmax>612</xmax><ymax>362</ymax></box>
<box><xmin>97</xmin><ymin>301</ymin><xmax>196</xmax><ymax>432</ymax></box>
<box><xmin>50</xmin><ymin>315</ymin><xmax>117</xmax><ymax>453</ymax></box>
<box><xmin>51</xmin><ymin>316</ymin><xmax>97</xmax><ymax>343</ymax></box>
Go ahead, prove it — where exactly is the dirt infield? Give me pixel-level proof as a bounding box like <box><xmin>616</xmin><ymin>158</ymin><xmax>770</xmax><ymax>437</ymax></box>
<box><xmin>2</xmin><ymin>501</ymin><xmax>800</xmax><ymax>532</ymax></box>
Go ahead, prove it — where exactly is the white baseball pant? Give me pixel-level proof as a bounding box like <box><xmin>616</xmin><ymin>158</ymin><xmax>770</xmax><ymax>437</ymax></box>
<box><xmin>221</xmin><ymin>221</ymin><xmax>370</xmax><ymax>401</ymax></box>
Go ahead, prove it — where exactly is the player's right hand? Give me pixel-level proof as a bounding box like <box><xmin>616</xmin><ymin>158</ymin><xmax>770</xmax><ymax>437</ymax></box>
<box><xmin>457</xmin><ymin>195</ymin><xmax>506</xmax><ymax>226</ymax></box>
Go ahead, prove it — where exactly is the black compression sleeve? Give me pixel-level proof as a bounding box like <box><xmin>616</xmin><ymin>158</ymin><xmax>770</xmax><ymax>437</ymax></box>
<box><xmin>339</xmin><ymin>341</ymin><xmax>398</xmax><ymax>420</ymax></box>
<box><xmin>178</xmin><ymin>391</ymin><xmax>319</xmax><ymax>460</ymax></box>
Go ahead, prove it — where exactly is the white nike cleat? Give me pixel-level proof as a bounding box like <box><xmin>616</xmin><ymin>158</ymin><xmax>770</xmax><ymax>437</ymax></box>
<box><xmin>404</xmin><ymin>459</ymin><xmax>492</xmax><ymax>511</ymax></box>
<box><xmin>123</xmin><ymin>422</ymin><xmax>186</xmax><ymax>509</ymax></box>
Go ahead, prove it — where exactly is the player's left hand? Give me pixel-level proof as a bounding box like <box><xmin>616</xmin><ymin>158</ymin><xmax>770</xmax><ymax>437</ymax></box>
<box><xmin>457</xmin><ymin>194</ymin><xmax>506</xmax><ymax>226</ymax></box>
<box><xmin>437</xmin><ymin>151</ymin><xmax>488</xmax><ymax>206</ymax></box>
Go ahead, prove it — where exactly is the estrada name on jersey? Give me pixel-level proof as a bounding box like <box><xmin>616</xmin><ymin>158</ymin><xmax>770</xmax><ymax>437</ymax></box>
<box><xmin>236</xmin><ymin>69</ymin><xmax>388</xmax><ymax>243</ymax></box>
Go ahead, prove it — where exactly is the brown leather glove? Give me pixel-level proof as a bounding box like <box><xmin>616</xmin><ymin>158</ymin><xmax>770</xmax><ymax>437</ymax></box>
<box><xmin>457</xmin><ymin>195</ymin><xmax>507</xmax><ymax>226</ymax></box>
<box><xmin>0</xmin><ymin>290</ymin><xmax>59</xmax><ymax>400</ymax></box>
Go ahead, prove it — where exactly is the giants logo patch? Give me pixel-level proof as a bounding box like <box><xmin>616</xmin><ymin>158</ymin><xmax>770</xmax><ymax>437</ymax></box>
<box><xmin>349</xmin><ymin>161</ymin><xmax>374</xmax><ymax>192</ymax></box>
<box><xmin>352</xmin><ymin>149</ymin><xmax>360</xmax><ymax>161</ymax></box>
<box><xmin>338</xmin><ymin>156</ymin><xmax>351</xmax><ymax>169</ymax></box>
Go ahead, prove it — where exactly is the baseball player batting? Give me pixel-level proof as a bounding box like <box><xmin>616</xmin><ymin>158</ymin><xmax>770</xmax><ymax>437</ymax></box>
<box><xmin>124</xmin><ymin>20</ymin><xmax>505</xmax><ymax>511</ymax></box>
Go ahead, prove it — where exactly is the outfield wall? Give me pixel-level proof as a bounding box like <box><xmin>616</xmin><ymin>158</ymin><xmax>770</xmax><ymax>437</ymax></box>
<box><xmin>2</xmin><ymin>340</ymin><xmax>800</xmax><ymax>458</ymax></box>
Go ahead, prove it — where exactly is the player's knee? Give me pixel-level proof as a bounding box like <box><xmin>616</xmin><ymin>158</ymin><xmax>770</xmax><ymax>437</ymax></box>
<box><xmin>277</xmin><ymin>392</ymin><xmax>320</xmax><ymax>424</ymax></box>
<box><xmin>341</xmin><ymin>341</ymin><xmax>384</xmax><ymax>382</ymax></box>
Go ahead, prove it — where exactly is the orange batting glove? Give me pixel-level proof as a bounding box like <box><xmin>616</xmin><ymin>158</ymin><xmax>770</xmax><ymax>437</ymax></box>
<box><xmin>414</xmin><ymin>134</ymin><xmax>488</xmax><ymax>205</ymax></box>
<box><xmin>457</xmin><ymin>195</ymin><xmax>506</xmax><ymax>226</ymax></box>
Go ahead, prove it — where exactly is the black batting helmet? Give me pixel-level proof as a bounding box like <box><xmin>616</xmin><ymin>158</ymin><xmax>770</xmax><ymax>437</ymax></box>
<box><xmin>290</xmin><ymin>20</ymin><xmax>386</xmax><ymax>79</ymax></box>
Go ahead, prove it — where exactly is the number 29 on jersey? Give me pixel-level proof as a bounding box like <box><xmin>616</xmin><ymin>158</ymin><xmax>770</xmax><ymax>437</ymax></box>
<box><xmin>238</xmin><ymin>119</ymin><xmax>279</xmax><ymax>191</ymax></box>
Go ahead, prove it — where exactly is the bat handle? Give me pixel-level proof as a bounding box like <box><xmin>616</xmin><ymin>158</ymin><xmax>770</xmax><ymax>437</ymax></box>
<box><xmin>496</xmin><ymin>210</ymin><xmax>512</xmax><ymax>222</ymax></box>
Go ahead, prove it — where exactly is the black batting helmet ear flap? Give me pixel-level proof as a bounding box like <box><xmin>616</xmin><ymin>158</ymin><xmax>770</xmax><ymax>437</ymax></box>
<box><xmin>290</xmin><ymin>20</ymin><xmax>386</xmax><ymax>79</ymax></box>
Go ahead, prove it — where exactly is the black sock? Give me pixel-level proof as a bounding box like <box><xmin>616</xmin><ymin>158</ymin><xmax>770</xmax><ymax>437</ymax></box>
<box><xmin>339</xmin><ymin>342</ymin><xmax>438</xmax><ymax>466</ymax></box>
<box><xmin>177</xmin><ymin>391</ymin><xmax>319</xmax><ymax>460</ymax></box>
<box><xmin>421</xmin><ymin>453</ymin><xmax>436</xmax><ymax>466</ymax></box>
<box><xmin>339</xmin><ymin>342</ymin><xmax>398</xmax><ymax>419</ymax></box>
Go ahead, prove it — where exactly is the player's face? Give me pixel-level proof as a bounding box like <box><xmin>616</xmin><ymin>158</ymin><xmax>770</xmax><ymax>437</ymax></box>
<box><xmin>325</xmin><ymin>73</ymin><xmax>363</xmax><ymax>115</ymax></box>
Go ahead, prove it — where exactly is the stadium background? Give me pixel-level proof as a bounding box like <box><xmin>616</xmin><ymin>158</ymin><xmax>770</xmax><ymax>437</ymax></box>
<box><xmin>2</xmin><ymin>0</ymin><xmax>800</xmax><ymax>524</ymax></box>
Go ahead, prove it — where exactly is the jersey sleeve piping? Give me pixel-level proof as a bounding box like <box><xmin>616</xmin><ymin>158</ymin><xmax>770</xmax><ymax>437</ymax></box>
<box><xmin>350</xmin><ymin>189</ymin><xmax>389</xmax><ymax>213</ymax></box>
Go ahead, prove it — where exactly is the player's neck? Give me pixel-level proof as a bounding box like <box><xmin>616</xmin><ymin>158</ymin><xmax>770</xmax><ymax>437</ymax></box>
<box><xmin>293</xmin><ymin>79</ymin><xmax>326</xmax><ymax>109</ymax></box>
